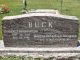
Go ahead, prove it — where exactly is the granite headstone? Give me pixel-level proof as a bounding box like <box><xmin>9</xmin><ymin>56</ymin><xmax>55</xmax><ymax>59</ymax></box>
<box><xmin>2</xmin><ymin>11</ymin><xmax>79</xmax><ymax>47</ymax></box>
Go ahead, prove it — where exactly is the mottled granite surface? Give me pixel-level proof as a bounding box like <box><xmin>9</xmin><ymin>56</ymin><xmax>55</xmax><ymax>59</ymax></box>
<box><xmin>2</xmin><ymin>12</ymin><xmax>79</xmax><ymax>47</ymax></box>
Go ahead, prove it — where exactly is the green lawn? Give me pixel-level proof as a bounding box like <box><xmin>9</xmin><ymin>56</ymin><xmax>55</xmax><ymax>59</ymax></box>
<box><xmin>0</xmin><ymin>0</ymin><xmax>80</xmax><ymax>40</ymax></box>
<box><xmin>0</xmin><ymin>56</ymin><xmax>25</xmax><ymax>60</ymax></box>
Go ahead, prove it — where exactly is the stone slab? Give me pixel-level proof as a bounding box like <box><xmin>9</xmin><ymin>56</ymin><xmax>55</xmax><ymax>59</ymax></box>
<box><xmin>29</xmin><ymin>9</ymin><xmax>60</xmax><ymax>14</ymax></box>
<box><xmin>2</xmin><ymin>12</ymin><xmax>79</xmax><ymax>47</ymax></box>
<box><xmin>0</xmin><ymin>47</ymin><xmax>80</xmax><ymax>57</ymax></box>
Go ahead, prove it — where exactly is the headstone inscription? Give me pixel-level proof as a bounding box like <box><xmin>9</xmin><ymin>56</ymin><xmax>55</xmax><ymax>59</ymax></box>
<box><xmin>2</xmin><ymin>12</ymin><xmax>79</xmax><ymax>47</ymax></box>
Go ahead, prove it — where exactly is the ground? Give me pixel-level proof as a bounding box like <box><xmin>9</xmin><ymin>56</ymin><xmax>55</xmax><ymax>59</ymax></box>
<box><xmin>0</xmin><ymin>0</ymin><xmax>80</xmax><ymax>40</ymax></box>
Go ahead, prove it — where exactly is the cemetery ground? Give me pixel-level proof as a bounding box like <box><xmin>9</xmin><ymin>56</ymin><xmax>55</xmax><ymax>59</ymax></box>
<box><xmin>0</xmin><ymin>0</ymin><xmax>80</xmax><ymax>60</ymax></box>
<box><xmin>0</xmin><ymin>0</ymin><xmax>80</xmax><ymax>40</ymax></box>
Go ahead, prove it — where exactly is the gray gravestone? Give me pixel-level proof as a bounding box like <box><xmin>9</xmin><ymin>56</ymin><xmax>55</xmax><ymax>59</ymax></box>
<box><xmin>2</xmin><ymin>12</ymin><xmax>79</xmax><ymax>47</ymax></box>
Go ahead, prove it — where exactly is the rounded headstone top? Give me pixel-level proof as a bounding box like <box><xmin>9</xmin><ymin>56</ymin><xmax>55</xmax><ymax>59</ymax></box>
<box><xmin>3</xmin><ymin>9</ymin><xmax>78</xmax><ymax>20</ymax></box>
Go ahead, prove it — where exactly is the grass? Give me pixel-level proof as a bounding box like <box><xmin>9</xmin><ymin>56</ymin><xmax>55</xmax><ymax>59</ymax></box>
<box><xmin>0</xmin><ymin>56</ymin><xmax>42</xmax><ymax>60</ymax></box>
<box><xmin>0</xmin><ymin>0</ymin><xmax>80</xmax><ymax>40</ymax></box>
<box><xmin>0</xmin><ymin>56</ymin><xmax>24</xmax><ymax>60</ymax></box>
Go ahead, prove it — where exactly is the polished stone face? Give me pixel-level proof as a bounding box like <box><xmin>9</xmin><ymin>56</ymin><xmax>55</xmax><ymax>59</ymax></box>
<box><xmin>2</xmin><ymin>16</ymin><xmax>79</xmax><ymax>47</ymax></box>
